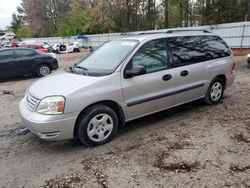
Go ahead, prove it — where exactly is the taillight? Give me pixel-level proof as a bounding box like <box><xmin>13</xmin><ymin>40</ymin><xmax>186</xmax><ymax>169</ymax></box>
<box><xmin>231</xmin><ymin>62</ymin><xmax>236</xmax><ymax>74</ymax></box>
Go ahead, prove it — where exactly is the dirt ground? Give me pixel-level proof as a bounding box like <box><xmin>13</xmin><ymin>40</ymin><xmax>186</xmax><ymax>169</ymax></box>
<box><xmin>0</xmin><ymin>53</ymin><xmax>249</xmax><ymax>188</ymax></box>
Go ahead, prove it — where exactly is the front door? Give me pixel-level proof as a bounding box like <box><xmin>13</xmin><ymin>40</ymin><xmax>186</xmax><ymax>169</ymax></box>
<box><xmin>121</xmin><ymin>39</ymin><xmax>178</xmax><ymax>120</ymax></box>
<box><xmin>14</xmin><ymin>49</ymin><xmax>36</xmax><ymax>76</ymax></box>
<box><xmin>0</xmin><ymin>49</ymin><xmax>15</xmax><ymax>79</ymax></box>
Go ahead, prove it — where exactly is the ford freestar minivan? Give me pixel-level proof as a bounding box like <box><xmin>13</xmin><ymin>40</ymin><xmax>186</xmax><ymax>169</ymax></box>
<box><xmin>19</xmin><ymin>32</ymin><xmax>235</xmax><ymax>146</ymax></box>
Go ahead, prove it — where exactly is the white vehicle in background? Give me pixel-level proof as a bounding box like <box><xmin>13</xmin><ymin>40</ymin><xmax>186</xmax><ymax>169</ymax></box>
<box><xmin>0</xmin><ymin>38</ymin><xmax>11</xmax><ymax>48</ymax></box>
<box><xmin>0</xmin><ymin>34</ymin><xmax>15</xmax><ymax>40</ymax></box>
<box><xmin>52</xmin><ymin>41</ymin><xmax>80</xmax><ymax>54</ymax></box>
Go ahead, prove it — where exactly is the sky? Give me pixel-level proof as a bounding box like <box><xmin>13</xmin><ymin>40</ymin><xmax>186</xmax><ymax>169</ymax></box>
<box><xmin>0</xmin><ymin>0</ymin><xmax>22</xmax><ymax>30</ymax></box>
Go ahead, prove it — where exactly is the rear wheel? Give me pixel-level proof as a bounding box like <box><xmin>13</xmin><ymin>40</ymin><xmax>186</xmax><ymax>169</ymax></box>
<box><xmin>204</xmin><ymin>77</ymin><xmax>224</xmax><ymax>104</ymax></box>
<box><xmin>37</xmin><ymin>64</ymin><xmax>51</xmax><ymax>77</ymax></box>
<box><xmin>76</xmin><ymin>105</ymin><xmax>118</xmax><ymax>146</ymax></box>
<box><xmin>73</xmin><ymin>48</ymin><xmax>80</xmax><ymax>53</ymax></box>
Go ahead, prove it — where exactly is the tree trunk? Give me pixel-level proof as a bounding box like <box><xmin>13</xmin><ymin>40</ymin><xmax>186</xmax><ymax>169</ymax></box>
<box><xmin>164</xmin><ymin>0</ymin><xmax>169</xmax><ymax>28</ymax></box>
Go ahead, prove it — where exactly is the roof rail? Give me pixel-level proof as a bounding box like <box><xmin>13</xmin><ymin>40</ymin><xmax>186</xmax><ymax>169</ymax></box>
<box><xmin>139</xmin><ymin>29</ymin><xmax>211</xmax><ymax>35</ymax></box>
<box><xmin>139</xmin><ymin>32</ymin><xmax>163</xmax><ymax>35</ymax></box>
<box><xmin>166</xmin><ymin>29</ymin><xmax>211</xmax><ymax>33</ymax></box>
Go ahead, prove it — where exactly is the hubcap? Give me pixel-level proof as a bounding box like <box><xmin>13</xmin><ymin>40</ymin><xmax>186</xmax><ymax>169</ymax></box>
<box><xmin>40</xmin><ymin>66</ymin><xmax>50</xmax><ymax>76</ymax></box>
<box><xmin>87</xmin><ymin>114</ymin><xmax>113</xmax><ymax>142</ymax></box>
<box><xmin>210</xmin><ymin>82</ymin><xmax>222</xmax><ymax>101</ymax></box>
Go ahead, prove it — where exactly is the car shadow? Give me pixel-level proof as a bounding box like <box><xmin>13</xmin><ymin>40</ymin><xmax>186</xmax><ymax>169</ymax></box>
<box><xmin>16</xmin><ymin>97</ymin><xmax>226</xmax><ymax>153</ymax></box>
<box><xmin>0</xmin><ymin>75</ymin><xmax>38</xmax><ymax>83</ymax></box>
<box><xmin>118</xmin><ymin>99</ymin><xmax>210</xmax><ymax>136</ymax></box>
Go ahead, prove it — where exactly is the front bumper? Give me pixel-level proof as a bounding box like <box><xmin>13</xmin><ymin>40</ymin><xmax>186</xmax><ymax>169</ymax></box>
<box><xmin>18</xmin><ymin>98</ymin><xmax>78</xmax><ymax>141</ymax></box>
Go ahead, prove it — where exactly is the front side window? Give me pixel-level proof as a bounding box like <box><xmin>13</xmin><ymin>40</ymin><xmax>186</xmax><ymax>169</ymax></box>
<box><xmin>15</xmin><ymin>49</ymin><xmax>36</xmax><ymax>57</ymax></box>
<box><xmin>131</xmin><ymin>39</ymin><xmax>169</xmax><ymax>74</ymax></box>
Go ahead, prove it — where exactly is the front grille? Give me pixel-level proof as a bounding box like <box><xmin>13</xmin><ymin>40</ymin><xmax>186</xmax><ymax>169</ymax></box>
<box><xmin>26</xmin><ymin>93</ymin><xmax>40</xmax><ymax>111</ymax></box>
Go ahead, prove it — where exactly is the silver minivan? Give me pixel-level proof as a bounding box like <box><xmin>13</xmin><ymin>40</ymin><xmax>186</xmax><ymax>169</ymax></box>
<box><xmin>19</xmin><ymin>32</ymin><xmax>235</xmax><ymax>146</ymax></box>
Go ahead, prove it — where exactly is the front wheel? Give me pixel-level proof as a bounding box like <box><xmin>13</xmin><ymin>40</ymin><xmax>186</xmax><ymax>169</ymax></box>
<box><xmin>76</xmin><ymin>105</ymin><xmax>118</xmax><ymax>146</ymax></box>
<box><xmin>37</xmin><ymin>64</ymin><xmax>51</xmax><ymax>77</ymax></box>
<box><xmin>204</xmin><ymin>78</ymin><xmax>224</xmax><ymax>104</ymax></box>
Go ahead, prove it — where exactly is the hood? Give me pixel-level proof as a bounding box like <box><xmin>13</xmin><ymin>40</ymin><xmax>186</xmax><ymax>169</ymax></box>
<box><xmin>28</xmin><ymin>70</ymin><xmax>99</xmax><ymax>99</ymax></box>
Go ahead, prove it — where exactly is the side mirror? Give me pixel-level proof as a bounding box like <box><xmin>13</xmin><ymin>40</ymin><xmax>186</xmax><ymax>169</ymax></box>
<box><xmin>125</xmin><ymin>65</ymin><xmax>146</xmax><ymax>78</ymax></box>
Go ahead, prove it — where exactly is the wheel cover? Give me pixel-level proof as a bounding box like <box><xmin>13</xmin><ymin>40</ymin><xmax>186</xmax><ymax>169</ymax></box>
<box><xmin>210</xmin><ymin>82</ymin><xmax>222</xmax><ymax>101</ymax></box>
<box><xmin>40</xmin><ymin>66</ymin><xmax>50</xmax><ymax>76</ymax></box>
<box><xmin>87</xmin><ymin>113</ymin><xmax>114</xmax><ymax>142</ymax></box>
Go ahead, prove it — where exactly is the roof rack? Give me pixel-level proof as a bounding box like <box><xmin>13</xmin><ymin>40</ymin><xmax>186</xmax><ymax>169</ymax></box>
<box><xmin>166</xmin><ymin>29</ymin><xmax>211</xmax><ymax>33</ymax></box>
<box><xmin>139</xmin><ymin>32</ymin><xmax>163</xmax><ymax>35</ymax></box>
<box><xmin>139</xmin><ymin>29</ymin><xmax>211</xmax><ymax>35</ymax></box>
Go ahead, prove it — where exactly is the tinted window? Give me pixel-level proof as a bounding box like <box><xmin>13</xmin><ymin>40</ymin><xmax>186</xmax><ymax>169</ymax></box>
<box><xmin>0</xmin><ymin>50</ymin><xmax>14</xmax><ymax>60</ymax></box>
<box><xmin>168</xmin><ymin>36</ymin><xmax>205</xmax><ymax>67</ymax></box>
<box><xmin>168</xmin><ymin>35</ymin><xmax>231</xmax><ymax>67</ymax></box>
<box><xmin>132</xmin><ymin>39</ymin><xmax>169</xmax><ymax>73</ymax></box>
<box><xmin>15</xmin><ymin>49</ymin><xmax>37</xmax><ymax>58</ymax></box>
<box><xmin>201</xmin><ymin>36</ymin><xmax>231</xmax><ymax>60</ymax></box>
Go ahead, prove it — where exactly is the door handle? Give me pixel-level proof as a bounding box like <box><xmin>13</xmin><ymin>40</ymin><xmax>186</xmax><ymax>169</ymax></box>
<box><xmin>162</xmin><ymin>74</ymin><xmax>172</xmax><ymax>81</ymax></box>
<box><xmin>180</xmin><ymin>70</ymin><xmax>189</xmax><ymax>77</ymax></box>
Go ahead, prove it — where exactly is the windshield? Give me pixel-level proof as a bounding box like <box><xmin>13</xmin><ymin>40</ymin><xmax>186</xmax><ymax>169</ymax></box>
<box><xmin>76</xmin><ymin>40</ymin><xmax>138</xmax><ymax>75</ymax></box>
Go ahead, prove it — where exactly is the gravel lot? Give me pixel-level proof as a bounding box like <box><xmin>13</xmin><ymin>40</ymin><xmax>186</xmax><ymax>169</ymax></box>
<box><xmin>0</xmin><ymin>54</ymin><xmax>249</xmax><ymax>188</ymax></box>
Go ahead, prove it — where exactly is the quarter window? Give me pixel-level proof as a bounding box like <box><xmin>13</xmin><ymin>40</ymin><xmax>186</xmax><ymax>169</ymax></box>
<box><xmin>201</xmin><ymin>36</ymin><xmax>231</xmax><ymax>60</ymax></box>
<box><xmin>131</xmin><ymin>39</ymin><xmax>169</xmax><ymax>74</ymax></box>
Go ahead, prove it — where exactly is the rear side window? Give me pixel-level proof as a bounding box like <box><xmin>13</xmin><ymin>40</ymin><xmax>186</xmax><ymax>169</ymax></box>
<box><xmin>0</xmin><ymin>50</ymin><xmax>14</xmax><ymax>60</ymax></box>
<box><xmin>201</xmin><ymin>36</ymin><xmax>231</xmax><ymax>60</ymax></box>
<box><xmin>168</xmin><ymin>35</ymin><xmax>231</xmax><ymax>67</ymax></box>
<box><xmin>15</xmin><ymin>49</ymin><xmax>37</xmax><ymax>57</ymax></box>
<box><xmin>168</xmin><ymin>36</ymin><xmax>205</xmax><ymax>67</ymax></box>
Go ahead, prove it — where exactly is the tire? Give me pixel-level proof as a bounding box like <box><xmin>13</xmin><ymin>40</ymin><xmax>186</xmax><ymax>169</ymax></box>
<box><xmin>37</xmin><ymin>64</ymin><xmax>51</xmax><ymax>77</ymax></box>
<box><xmin>76</xmin><ymin>105</ymin><xmax>118</xmax><ymax>146</ymax></box>
<box><xmin>73</xmin><ymin>48</ymin><xmax>80</xmax><ymax>53</ymax></box>
<box><xmin>204</xmin><ymin>77</ymin><xmax>224</xmax><ymax>104</ymax></box>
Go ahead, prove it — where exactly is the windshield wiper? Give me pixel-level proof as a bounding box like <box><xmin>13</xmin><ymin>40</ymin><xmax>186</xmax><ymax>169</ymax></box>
<box><xmin>74</xmin><ymin>64</ymin><xmax>88</xmax><ymax>70</ymax></box>
<box><xmin>73</xmin><ymin>63</ymin><xmax>89</xmax><ymax>75</ymax></box>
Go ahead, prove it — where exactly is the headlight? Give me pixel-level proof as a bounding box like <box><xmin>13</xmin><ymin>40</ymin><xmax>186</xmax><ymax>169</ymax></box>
<box><xmin>36</xmin><ymin>96</ymin><xmax>65</xmax><ymax>115</ymax></box>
